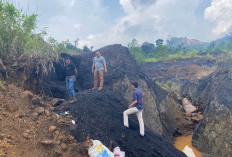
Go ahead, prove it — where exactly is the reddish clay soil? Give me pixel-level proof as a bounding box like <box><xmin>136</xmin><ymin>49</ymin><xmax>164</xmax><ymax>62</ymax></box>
<box><xmin>0</xmin><ymin>83</ymin><xmax>89</xmax><ymax>157</ymax></box>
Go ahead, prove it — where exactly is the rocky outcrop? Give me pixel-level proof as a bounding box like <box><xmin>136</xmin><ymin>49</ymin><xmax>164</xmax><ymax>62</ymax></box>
<box><xmin>182</xmin><ymin>61</ymin><xmax>232</xmax><ymax>157</ymax></box>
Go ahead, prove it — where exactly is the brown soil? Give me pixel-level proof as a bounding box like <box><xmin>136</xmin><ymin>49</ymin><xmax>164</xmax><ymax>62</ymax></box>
<box><xmin>0</xmin><ymin>82</ymin><xmax>89</xmax><ymax>157</ymax></box>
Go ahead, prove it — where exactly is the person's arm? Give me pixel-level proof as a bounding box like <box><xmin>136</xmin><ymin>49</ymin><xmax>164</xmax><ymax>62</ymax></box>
<box><xmin>92</xmin><ymin>60</ymin><xmax>95</xmax><ymax>73</ymax></box>
<box><xmin>129</xmin><ymin>100</ymin><xmax>137</xmax><ymax>108</ymax></box>
<box><xmin>104</xmin><ymin>63</ymin><xmax>107</xmax><ymax>73</ymax></box>
<box><xmin>103</xmin><ymin>57</ymin><xmax>107</xmax><ymax>73</ymax></box>
<box><xmin>74</xmin><ymin>69</ymin><xmax>78</xmax><ymax>77</ymax></box>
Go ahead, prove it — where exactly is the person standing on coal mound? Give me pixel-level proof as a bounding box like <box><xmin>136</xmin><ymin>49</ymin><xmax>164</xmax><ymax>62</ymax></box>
<box><xmin>64</xmin><ymin>58</ymin><xmax>78</xmax><ymax>103</ymax></box>
<box><xmin>92</xmin><ymin>51</ymin><xmax>108</xmax><ymax>90</ymax></box>
<box><xmin>123</xmin><ymin>82</ymin><xmax>145</xmax><ymax>137</ymax></box>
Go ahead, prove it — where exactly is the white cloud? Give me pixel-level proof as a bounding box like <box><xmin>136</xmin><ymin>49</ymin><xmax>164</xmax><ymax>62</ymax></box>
<box><xmin>87</xmin><ymin>34</ymin><xmax>96</xmax><ymax>40</ymax></box>
<box><xmin>78</xmin><ymin>0</ymin><xmax>163</xmax><ymax>48</ymax></box>
<box><xmin>78</xmin><ymin>40</ymin><xmax>94</xmax><ymax>48</ymax></box>
<box><xmin>80</xmin><ymin>0</ymin><xmax>205</xmax><ymax>49</ymax></box>
<box><xmin>205</xmin><ymin>0</ymin><xmax>232</xmax><ymax>35</ymax></box>
<box><xmin>73</xmin><ymin>23</ymin><xmax>81</xmax><ymax>29</ymax></box>
<box><xmin>17</xmin><ymin>0</ymin><xmax>215</xmax><ymax>49</ymax></box>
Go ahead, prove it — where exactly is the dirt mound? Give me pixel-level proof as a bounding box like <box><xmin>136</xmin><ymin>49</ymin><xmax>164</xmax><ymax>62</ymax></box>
<box><xmin>0</xmin><ymin>83</ymin><xmax>87</xmax><ymax>157</ymax></box>
<box><xmin>181</xmin><ymin>61</ymin><xmax>232</xmax><ymax>157</ymax></box>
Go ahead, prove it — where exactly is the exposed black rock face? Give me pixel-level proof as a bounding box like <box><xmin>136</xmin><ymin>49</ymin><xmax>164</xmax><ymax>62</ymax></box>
<box><xmin>182</xmin><ymin>61</ymin><xmax>232</xmax><ymax>157</ymax></box>
<box><xmin>49</xmin><ymin>44</ymin><xmax>187</xmax><ymax>156</ymax></box>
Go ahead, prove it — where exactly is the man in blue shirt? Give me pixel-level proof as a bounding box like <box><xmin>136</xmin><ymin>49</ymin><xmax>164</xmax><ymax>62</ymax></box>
<box><xmin>92</xmin><ymin>51</ymin><xmax>107</xmax><ymax>90</ymax></box>
<box><xmin>123</xmin><ymin>82</ymin><xmax>145</xmax><ymax>136</ymax></box>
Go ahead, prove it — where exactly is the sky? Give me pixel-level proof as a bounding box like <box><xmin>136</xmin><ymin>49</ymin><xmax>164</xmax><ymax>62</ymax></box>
<box><xmin>9</xmin><ymin>0</ymin><xmax>232</xmax><ymax>49</ymax></box>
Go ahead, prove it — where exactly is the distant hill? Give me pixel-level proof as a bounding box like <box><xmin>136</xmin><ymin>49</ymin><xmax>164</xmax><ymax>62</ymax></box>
<box><xmin>167</xmin><ymin>37</ymin><xmax>206</xmax><ymax>47</ymax></box>
<box><xmin>208</xmin><ymin>33</ymin><xmax>232</xmax><ymax>51</ymax></box>
<box><xmin>212</xmin><ymin>33</ymin><xmax>232</xmax><ymax>45</ymax></box>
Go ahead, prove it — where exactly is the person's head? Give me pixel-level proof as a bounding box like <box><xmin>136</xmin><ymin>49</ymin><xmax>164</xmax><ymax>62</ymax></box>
<box><xmin>96</xmin><ymin>51</ymin><xmax>101</xmax><ymax>57</ymax></box>
<box><xmin>131</xmin><ymin>82</ymin><xmax>138</xmax><ymax>90</ymax></box>
<box><xmin>65</xmin><ymin>58</ymin><xmax>71</xmax><ymax>65</ymax></box>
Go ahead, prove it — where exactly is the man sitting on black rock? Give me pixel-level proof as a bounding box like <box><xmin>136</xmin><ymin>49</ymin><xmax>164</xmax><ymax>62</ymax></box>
<box><xmin>65</xmin><ymin>58</ymin><xmax>78</xmax><ymax>103</ymax></box>
<box><xmin>123</xmin><ymin>82</ymin><xmax>145</xmax><ymax>136</ymax></box>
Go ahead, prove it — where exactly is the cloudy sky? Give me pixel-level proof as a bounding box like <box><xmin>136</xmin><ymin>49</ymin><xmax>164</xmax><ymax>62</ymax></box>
<box><xmin>10</xmin><ymin>0</ymin><xmax>232</xmax><ymax>49</ymax></box>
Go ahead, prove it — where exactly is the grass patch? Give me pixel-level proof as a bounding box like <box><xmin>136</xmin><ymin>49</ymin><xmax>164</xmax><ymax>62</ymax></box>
<box><xmin>155</xmin><ymin>80</ymin><xmax>180</xmax><ymax>93</ymax></box>
<box><xmin>0</xmin><ymin>81</ymin><xmax>5</xmax><ymax>90</ymax></box>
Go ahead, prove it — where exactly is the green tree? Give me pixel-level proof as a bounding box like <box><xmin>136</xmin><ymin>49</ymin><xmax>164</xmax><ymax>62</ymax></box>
<box><xmin>156</xmin><ymin>39</ymin><xmax>164</xmax><ymax>46</ymax></box>
<box><xmin>141</xmin><ymin>42</ymin><xmax>155</xmax><ymax>55</ymax></box>
<box><xmin>128</xmin><ymin>39</ymin><xmax>145</xmax><ymax>64</ymax></box>
<box><xmin>83</xmin><ymin>45</ymin><xmax>90</xmax><ymax>52</ymax></box>
<box><xmin>156</xmin><ymin>45</ymin><xmax>168</xmax><ymax>57</ymax></box>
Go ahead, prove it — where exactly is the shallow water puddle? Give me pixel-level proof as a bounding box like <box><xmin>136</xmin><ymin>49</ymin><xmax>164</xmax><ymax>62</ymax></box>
<box><xmin>174</xmin><ymin>135</ymin><xmax>202</xmax><ymax>157</ymax></box>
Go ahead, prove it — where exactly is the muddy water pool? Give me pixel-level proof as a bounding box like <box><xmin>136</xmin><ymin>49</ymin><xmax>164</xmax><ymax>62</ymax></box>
<box><xmin>174</xmin><ymin>135</ymin><xmax>202</xmax><ymax>157</ymax></box>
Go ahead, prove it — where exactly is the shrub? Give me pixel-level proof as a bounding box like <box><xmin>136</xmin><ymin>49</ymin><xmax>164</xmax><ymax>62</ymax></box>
<box><xmin>206</xmin><ymin>53</ymin><xmax>213</xmax><ymax>59</ymax></box>
<box><xmin>0</xmin><ymin>1</ymin><xmax>52</xmax><ymax>57</ymax></box>
<box><xmin>128</xmin><ymin>39</ymin><xmax>146</xmax><ymax>64</ymax></box>
<box><xmin>155</xmin><ymin>80</ymin><xmax>180</xmax><ymax>93</ymax></box>
<box><xmin>155</xmin><ymin>81</ymin><xmax>162</xmax><ymax>87</ymax></box>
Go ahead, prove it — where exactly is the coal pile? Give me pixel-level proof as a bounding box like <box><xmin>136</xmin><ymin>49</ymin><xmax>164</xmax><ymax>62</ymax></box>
<box><xmin>57</xmin><ymin>90</ymin><xmax>186</xmax><ymax>157</ymax></box>
<box><xmin>49</xmin><ymin>44</ymin><xmax>187</xmax><ymax>157</ymax></box>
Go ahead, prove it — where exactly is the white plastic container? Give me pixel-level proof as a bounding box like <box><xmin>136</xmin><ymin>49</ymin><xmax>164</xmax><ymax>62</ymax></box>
<box><xmin>113</xmin><ymin>147</ymin><xmax>125</xmax><ymax>157</ymax></box>
<box><xmin>88</xmin><ymin>140</ymin><xmax>114</xmax><ymax>157</ymax></box>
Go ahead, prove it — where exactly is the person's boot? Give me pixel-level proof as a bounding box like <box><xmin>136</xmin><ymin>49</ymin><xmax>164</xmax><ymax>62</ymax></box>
<box><xmin>69</xmin><ymin>97</ymin><xmax>77</xmax><ymax>104</ymax></box>
<box><xmin>66</xmin><ymin>97</ymin><xmax>72</xmax><ymax>103</ymax></box>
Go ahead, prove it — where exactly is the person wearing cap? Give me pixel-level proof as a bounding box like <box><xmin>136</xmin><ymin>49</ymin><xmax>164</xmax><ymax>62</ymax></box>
<box><xmin>92</xmin><ymin>51</ymin><xmax>107</xmax><ymax>90</ymax></box>
<box><xmin>123</xmin><ymin>82</ymin><xmax>145</xmax><ymax>136</ymax></box>
<box><xmin>65</xmin><ymin>58</ymin><xmax>78</xmax><ymax>103</ymax></box>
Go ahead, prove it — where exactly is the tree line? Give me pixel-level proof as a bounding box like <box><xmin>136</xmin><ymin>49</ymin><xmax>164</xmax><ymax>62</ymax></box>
<box><xmin>0</xmin><ymin>1</ymin><xmax>92</xmax><ymax>59</ymax></box>
<box><xmin>128</xmin><ymin>36</ymin><xmax>232</xmax><ymax>64</ymax></box>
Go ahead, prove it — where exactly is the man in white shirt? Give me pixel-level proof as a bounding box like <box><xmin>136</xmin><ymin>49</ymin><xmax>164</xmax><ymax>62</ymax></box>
<box><xmin>92</xmin><ymin>51</ymin><xmax>108</xmax><ymax>90</ymax></box>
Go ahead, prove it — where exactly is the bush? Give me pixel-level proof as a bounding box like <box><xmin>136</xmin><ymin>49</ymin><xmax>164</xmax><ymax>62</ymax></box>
<box><xmin>206</xmin><ymin>53</ymin><xmax>213</xmax><ymax>59</ymax></box>
<box><xmin>155</xmin><ymin>81</ymin><xmax>162</xmax><ymax>87</ymax></box>
<box><xmin>128</xmin><ymin>39</ymin><xmax>146</xmax><ymax>64</ymax></box>
<box><xmin>156</xmin><ymin>45</ymin><xmax>169</xmax><ymax>58</ymax></box>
